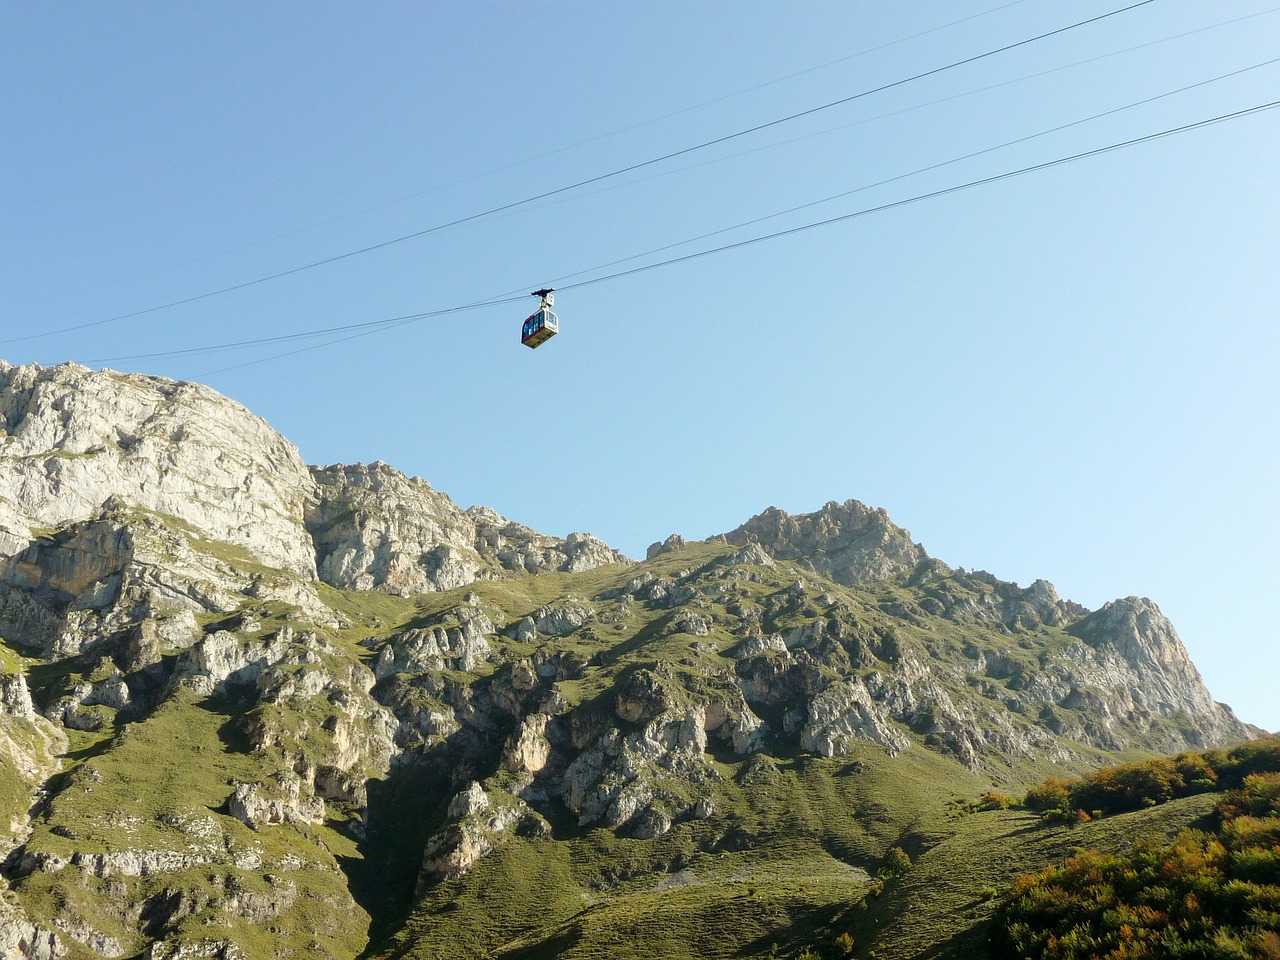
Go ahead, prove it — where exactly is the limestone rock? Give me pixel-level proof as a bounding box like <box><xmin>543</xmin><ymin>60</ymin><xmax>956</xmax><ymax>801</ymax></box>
<box><xmin>702</xmin><ymin>697</ymin><xmax>768</xmax><ymax>755</ymax></box>
<box><xmin>145</xmin><ymin>940</ymin><xmax>246</xmax><ymax>960</ymax></box>
<box><xmin>502</xmin><ymin>714</ymin><xmax>552</xmax><ymax>774</ymax></box>
<box><xmin>374</xmin><ymin>599</ymin><xmax>498</xmax><ymax>677</ymax></box>
<box><xmin>0</xmin><ymin>361</ymin><xmax>316</xmax><ymax>577</ymax></box>
<box><xmin>723</xmin><ymin>500</ymin><xmax>926</xmax><ymax>587</ymax></box>
<box><xmin>447</xmin><ymin>782</ymin><xmax>490</xmax><ymax>819</ymax></box>
<box><xmin>646</xmin><ymin>534</ymin><xmax>685</xmax><ymax>560</ymax></box>
<box><xmin>534</xmin><ymin>602</ymin><xmax>593</xmax><ymax>637</ymax></box>
<box><xmin>1066</xmin><ymin>596</ymin><xmax>1250</xmax><ymax>747</ymax></box>
<box><xmin>228</xmin><ymin>775</ymin><xmax>325</xmax><ymax>827</ymax></box>
<box><xmin>800</xmin><ymin>679</ymin><xmax>911</xmax><ymax>757</ymax></box>
<box><xmin>0</xmin><ymin>897</ymin><xmax>64</xmax><ymax>960</ymax></box>
<box><xmin>309</xmin><ymin>463</ymin><xmax>481</xmax><ymax>595</ymax></box>
<box><xmin>419</xmin><ymin>798</ymin><xmax>546</xmax><ymax>882</ymax></box>
<box><xmin>171</xmin><ymin>630</ymin><xmax>291</xmax><ymax>697</ymax></box>
<box><xmin>0</xmin><ymin>669</ymin><xmax>65</xmax><ymax>851</ymax></box>
<box><xmin>0</xmin><ymin>508</ymin><xmax>332</xmax><ymax>663</ymax></box>
<box><xmin>469</xmin><ymin>506</ymin><xmax>628</xmax><ymax>574</ymax></box>
<box><xmin>308</xmin><ymin>463</ymin><xmax>628</xmax><ymax>594</ymax></box>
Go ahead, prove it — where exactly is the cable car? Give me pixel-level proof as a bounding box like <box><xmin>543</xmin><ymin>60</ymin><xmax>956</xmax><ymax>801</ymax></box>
<box><xmin>521</xmin><ymin>288</ymin><xmax>558</xmax><ymax>349</ymax></box>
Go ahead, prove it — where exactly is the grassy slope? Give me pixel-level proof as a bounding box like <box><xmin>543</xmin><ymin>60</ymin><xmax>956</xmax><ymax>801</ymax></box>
<box><xmin>375</xmin><ymin>744</ymin><xmax>991</xmax><ymax>960</ymax></box>
<box><xmin>361</xmin><ymin>545</ymin><xmax>1233</xmax><ymax>960</ymax></box>
<box><xmin>374</xmin><ymin>786</ymin><xmax>1222</xmax><ymax>960</ymax></box>
<box><xmin>15</xmin><ymin>690</ymin><xmax>373</xmax><ymax>960</ymax></box>
<box><xmin>856</xmin><ymin>794</ymin><xmax>1218</xmax><ymax>960</ymax></box>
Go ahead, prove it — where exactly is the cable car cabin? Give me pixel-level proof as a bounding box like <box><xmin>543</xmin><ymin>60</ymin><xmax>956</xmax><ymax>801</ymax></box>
<box><xmin>521</xmin><ymin>306</ymin><xmax>558</xmax><ymax>349</ymax></box>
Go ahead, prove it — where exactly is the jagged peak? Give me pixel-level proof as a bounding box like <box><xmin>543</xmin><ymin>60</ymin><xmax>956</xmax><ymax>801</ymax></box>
<box><xmin>308</xmin><ymin>460</ymin><xmax>628</xmax><ymax>593</ymax></box>
<box><xmin>464</xmin><ymin>504</ymin><xmax>508</xmax><ymax>526</ymax></box>
<box><xmin>1072</xmin><ymin>595</ymin><xmax>1196</xmax><ymax>671</ymax></box>
<box><xmin>722</xmin><ymin>498</ymin><xmax>927</xmax><ymax>587</ymax></box>
<box><xmin>310</xmin><ymin>460</ymin><xmax>440</xmax><ymax>494</ymax></box>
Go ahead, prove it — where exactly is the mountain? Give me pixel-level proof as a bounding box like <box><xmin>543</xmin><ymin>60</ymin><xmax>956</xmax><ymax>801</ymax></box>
<box><xmin>0</xmin><ymin>361</ymin><xmax>1260</xmax><ymax>960</ymax></box>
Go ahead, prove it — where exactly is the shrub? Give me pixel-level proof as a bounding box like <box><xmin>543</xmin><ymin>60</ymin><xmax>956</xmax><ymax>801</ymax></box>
<box><xmin>975</xmin><ymin>790</ymin><xmax>1016</xmax><ymax>811</ymax></box>
<box><xmin>879</xmin><ymin>846</ymin><xmax>912</xmax><ymax>877</ymax></box>
<box><xmin>1025</xmin><ymin>776</ymin><xmax>1072</xmax><ymax>813</ymax></box>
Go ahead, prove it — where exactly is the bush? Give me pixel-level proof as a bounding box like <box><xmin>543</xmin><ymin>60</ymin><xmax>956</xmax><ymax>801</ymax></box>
<box><xmin>879</xmin><ymin>846</ymin><xmax>912</xmax><ymax>877</ymax></box>
<box><xmin>1021</xmin><ymin>736</ymin><xmax>1280</xmax><ymax>825</ymax></box>
<box><xmin>975</xmin><ymin>790</ymin><xmax>1016</xmax><ymax>811</ymax></box>
<box><xmin>1025</xmin><ymin>776</ymin><xmax>1072</xmax><ymax>813</ymax></box>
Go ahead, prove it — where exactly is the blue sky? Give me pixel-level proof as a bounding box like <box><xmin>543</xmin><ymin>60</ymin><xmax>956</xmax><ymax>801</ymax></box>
<box><xmin>3</xmin><ymin>1</ymin><xmax>1277</xmax><ymax>732</ymax></box>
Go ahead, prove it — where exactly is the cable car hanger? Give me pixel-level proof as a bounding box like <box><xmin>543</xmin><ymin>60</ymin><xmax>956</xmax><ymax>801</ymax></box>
<box><xmin>521</xmin><ymin>288</ymin><xmax>559</xmax><ymax>349</ymax></box>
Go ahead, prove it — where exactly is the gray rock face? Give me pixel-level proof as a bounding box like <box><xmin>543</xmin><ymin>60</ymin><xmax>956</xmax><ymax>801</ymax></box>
<box><xmin>308</xmin><ymin>463</ymin><xmax>481</xmax><ymax>596</ymax></box>
<box><xmin>0</xmin><ymin>509</ymin><xmax>331</xmax><ymax>662</ymax></box>
<box><xmin>0</xmin><ymin>899</ymin><xmax>64</xmax><ymax>960</ymax></box>
<box><xmin>171</xmin><ymin>630</ymin><xmax>292</xmax><ymax>698</ymax></box>
<box><xmin>0</xmin><ymin>668</ymin><xmax>65</xmax><ymax>844</ymax></box>
<box><xmin>374</xmin><ymin>600</ymin><xmax>498</xmax><ymax>676</ymax></box>
<box><xmin>1066</xmin><ymin>596</ymin><xmax>1246</xmax><ymax>746</ymax></box>
<box><xmin>228</xmin><ymin>775</ymin><xmax>325</xmax><ymax>827</ymax></box>
<box><xmin>0</xmin><ymin>362</ymin><xmax>316</xmax><ymax>577</ymax></box>
<box><xmin>308</xmin><ymin>463</ymin><xmax>628</xmax><ymax>594</ymax></box>
<box><xmin>800</xmin><ymin>678</ymin><xmax>911</xmax><ymax>758</ymax></box>
<box><xmin>646</xmin><ymin>534</ymin><xmax>685</xmax><ymax>560</ymax></box>
<box><xmin>723</xmin><ymin>500</ymin><xmax>926</xmax><ymax>587</ymax></box>
<box><xmin>467</xmin><ymin>506</ymin><xmax>628</xmax><ymax>575</ymax></box>
<box><xmin>912</xmin><ymin>565</ymin><xmax>1089</xmax><ymax>631</ymax></box>
<box><xmin>419</xmin><ymin>796</ymin><xmax>546</xmax><ymax>882</ymax></box>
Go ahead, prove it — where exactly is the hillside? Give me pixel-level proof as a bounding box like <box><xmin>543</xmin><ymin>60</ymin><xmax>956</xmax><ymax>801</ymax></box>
<box><xmin>0</xmin><ymin>361</ymin><xmax>1261</xmax><ymax>960</ymax></box>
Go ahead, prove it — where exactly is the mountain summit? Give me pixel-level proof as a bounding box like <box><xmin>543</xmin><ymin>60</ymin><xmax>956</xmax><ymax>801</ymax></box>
<box><xmin>723</xmin><ymin>499</ymin><xmax>926</xmax><ymax>587</ymax></box>
<box><xmin>0</xmin><ymin>361</ymin><xmax>1258</xmax><ymax>960</ymax></box>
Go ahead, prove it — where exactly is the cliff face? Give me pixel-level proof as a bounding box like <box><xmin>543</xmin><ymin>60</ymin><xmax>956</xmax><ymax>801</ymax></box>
<box><xmin>0</xmin><ymin>361</ymin><xmax>316</xmax><ymax>577</ymax></box>
<box><xmin>724</xmin><ymin>499</ymin><xmax>927</xmax><ymax>586</ymax></box>
<box><xmin>307</xmin><ymin>463</ymin><xmax>628</xmax><ymax>596</ymax></box>
<box><xmin>0</xmin><ymin>360</ymin><xmax>1261</xmax><ymax>960</ymax></box>
<box><xmin>308</xmin><ymin>462</ymin><xmax>484</xmax><ymax>595</ymax></box>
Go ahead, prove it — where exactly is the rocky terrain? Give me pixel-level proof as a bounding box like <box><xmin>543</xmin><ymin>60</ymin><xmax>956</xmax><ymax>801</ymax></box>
<box><xmin>0</xmin><ymin>360</ymin><xmax>1259</xmax><ymax>960</ymax></box>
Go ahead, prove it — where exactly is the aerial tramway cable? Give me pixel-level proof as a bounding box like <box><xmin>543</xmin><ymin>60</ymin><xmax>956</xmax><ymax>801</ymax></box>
<box><xmin>7</xmin><ymin>0</ymin><xmax>1046</xmax><ymax>315</ymax></box>
<box><xmin>3</xmin><ymin>0</ymin><xmax>1157</xmax><ymax>348</ymax></box>
<box><xmin>527</xmin><ymin>56</ymin><xmax>1280</xmax><ymax>293</ymax></box>
<box><xmin>84</xmin><ymin>95</ymin><xmax>1280</xmax><ymax>374</ymax></box>
<box><xmin>504</xmin><ymin>9</ymin><xmax>1280</xmax><ymax>231</ymax></box>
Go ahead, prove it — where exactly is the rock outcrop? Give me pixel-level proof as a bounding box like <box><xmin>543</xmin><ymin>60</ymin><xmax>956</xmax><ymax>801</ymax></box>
<box><xmin>1064</xmin><ymin>596</ymin><xmax>1246</xmax><ymax>747</ymax></box>
<box><xmin>468</xmin><ymin>506</ymin><xmax>627</xmax><ymax>575</ymax></box>
<box><xmin>0</xmin><ymin>362</ymin><xmax>316</xmax><ymax>577</ymax></box>
<box><xmin>308</xmin><ymin>462</ymin><xmax>628</xmax><ymax>595</ymax></box>
<box><xmin>308</xmin><ymin>463</ymin><xmax>482</xmax><ymax>595</ymax></box>
<box><xmin>724</xmin><ymin>499</ymin><xmax>926</xmax><ymax>587</ymax></box>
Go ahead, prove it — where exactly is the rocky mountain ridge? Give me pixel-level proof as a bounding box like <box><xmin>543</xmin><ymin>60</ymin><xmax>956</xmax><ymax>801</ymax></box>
<box><xmin>0</xmin><ymin>361</ymin><xmax>1259</xmax><ymax>960</ymax></box>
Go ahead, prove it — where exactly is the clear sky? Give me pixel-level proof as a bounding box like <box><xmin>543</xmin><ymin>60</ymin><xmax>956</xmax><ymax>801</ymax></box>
<box><xmin>2</xmin><ymin>1</ymin><xmax>1277</xmax><ymax>732</ymax></box>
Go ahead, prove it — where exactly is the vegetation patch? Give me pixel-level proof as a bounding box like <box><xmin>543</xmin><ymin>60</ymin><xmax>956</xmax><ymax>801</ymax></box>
<box><xmin>993</xmin><ymin>760</ymin><xmax>1280</xmax><ymax>960</ymax></box>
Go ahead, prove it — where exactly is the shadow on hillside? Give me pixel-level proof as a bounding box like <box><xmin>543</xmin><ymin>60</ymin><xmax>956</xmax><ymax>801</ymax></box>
<box><xmin>736</xmin><ymin>900</ymin><xmax>850</xmax><ymax>959</ymax></box>
<box><xmin>916</xmin><ymin>919</ymin><xmax>994</xmax><ymax>960</ymax></box>
<box><xmin>489</xmin><ymin>925</ymin><xmax>582</xmax><ymax>960</ymax></box>
<box><xmin>590</xmin><ymin>612</ymin><xmax>682</xmax><ymax>666</ymax></box>
<box><xmin>348</xmin><ymin>719</ymin><xmax>514</xmax><ymax>956</ymax></box>
<box><xmin>347</xmin><ymin>756</ymin><xmax>454</xmax><ymax>958</ymax></box>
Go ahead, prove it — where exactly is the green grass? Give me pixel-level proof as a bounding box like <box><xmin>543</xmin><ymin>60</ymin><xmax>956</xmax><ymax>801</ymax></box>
<box><xmin>369</xmin><ymin>743</ymin><xmax>989</xmax><ymax>960</ymax></box>
<box><xmin>862</xmin><ymin>794</ymin><xmax>1218</xmax><ymax>960</ymax></box>
<box><xmin>13</xmin><ymin>689</ymin><xmax>372</xmax><ymax>959</ymax></box>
